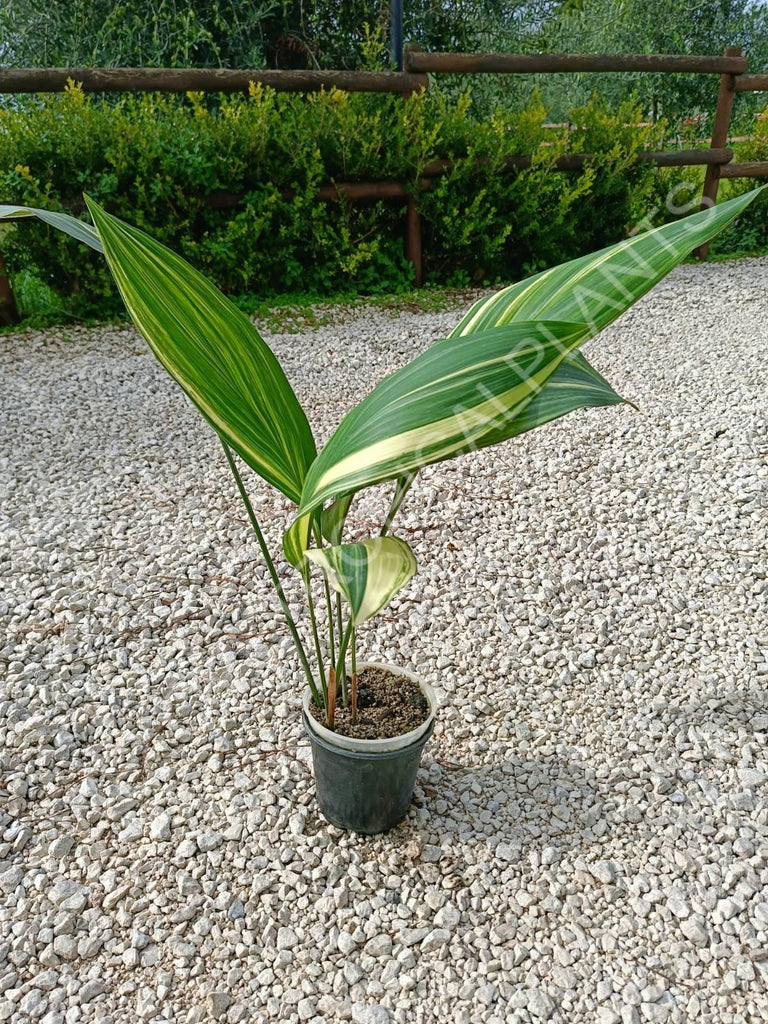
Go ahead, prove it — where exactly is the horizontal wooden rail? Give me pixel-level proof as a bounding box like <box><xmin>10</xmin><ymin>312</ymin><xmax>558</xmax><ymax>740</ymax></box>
<box><xmin>0</xmin><ymin>67</ymin><xmax>428</xmax><ymax>95</ymax></box>
<box><xmin>734</xmin><ymin>74</ymin><xmax>768</xmax><ymax>92</ymax></box>
<box><xmin>406</xmin><ymin>51</ymin><xmax>748</xmax><ymax>75</ymax></box>
<box><xmin>719</xmin><ymin>161</ymin><xmax>768</xmax><ymax>178</ymax></box>
<box><xmin>422</xmin><ymin>147</ymin><xmax>732</xmax><ymax>175</ymax></box>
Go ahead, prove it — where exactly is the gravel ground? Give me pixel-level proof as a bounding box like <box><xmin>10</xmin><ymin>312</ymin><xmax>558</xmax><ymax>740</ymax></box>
<box><xmin>1</xmin><ymin>257</ymin><xmax>767</xmax><ymax>1024</ymax></box>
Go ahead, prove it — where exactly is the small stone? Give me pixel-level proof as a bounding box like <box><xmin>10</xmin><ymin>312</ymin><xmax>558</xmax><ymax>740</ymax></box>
<box><xmin>206</xmin><ymin>992</ymin><xmax>231</xmax><ymax>1019</ymax></box>
<box><xmin>277</xmin><ymin>927</ymin><xmax>299</xmax><ymax>950</ymax></box>
<box><xmin>289</xmin><ymin>814</ymin><xmax>306</xmax><ymax>836</ymax></box>
<box><xmin>434</xmin><ymin>905</ymin><xmax>460</xmax><ymax>929</ymax></box>
<box><xmin>597</xmin><ymin>980</ymin><xmax>613</xmax><ymax>1001</ymax></box>
<box><xmin>227</xmin><ymin>899</ymin><xmax>245</xmax><ymax>921</ymax></box>
<box><xmin>49</xmin><ymin>880</ymin><xmax>88</xmax><ymax>908</ymax></box>
<box><xmin>420</xmin><ymin>928</ymin><xmax>450</xmax><ymax>953</ymax></box>
<box><xmin>197</xmin><ymin>833</ymin><xmax>223</xmax><ymax>853</ymax></box>
<box><xmin>123</xmin><ymin>948</ymin><xmax>140</xmax><ymax>968</ymax></box>
<box><xmin>477</xmin><ymin>984</ymin><xmax>497</xmax><ymax>1005</ymax></box>
<box><xmin>131</xmin><ymin>931</ymin><xmax>150</xmax><ymax>949</ymax></box>
<box><xmin>118</xmin><ymin>819</ymin><xmax>144</xmax><ymax>843</ymax></box>
<box><xmin>737</xmin><ymin>769</ymin><xmax>766</xmax><ymax>788</ymax></box>
<box><xmin>364</xmin><ymin>935</ymin><xmax>392</xmax><ymax>957</ymax></box>
<box><xmin>681</xmin><ymin>918</ymin><xmax>709</xmax><ymax>947</ymax></box>
<box><xmin>527</xmin><ymin>989</ymin><xmax>556</xmax><ymax>1019</ymax></box>
<box><xmin>421</xmin><ymin>845</ymin><xmax>442</xmax><ymax>862</ymax></box>
<box><xmin>20</xmin><ymin>990</ymin><xmax>47</xmax><ymax>1018</ymax></box>
<box><xmin>297</xmin><ymin>997</ymin><xmax>317</xmax><ymax>1021</ymax></box>
<box><xmin>597</xmin><ymin>1010</ymin><xmax>620</xmax><ymax>1024</ymax></box>
<box><xmin>591</xmin><ymin>861</ymin><xmax>616</xmax><ymax>884</ymax></box>
<box><xmin>108</xmin><ymin>796</ymin><xmax>137</xmax><ymax>820</ymax></box>
<box><xmin>52</xmin><ymin>936</ymin><xmax>78</xmax><ymax>961</ymax></box>
<box><xmin>715</xmin><ymin>898</ymin><xmax>739</xmax><ymax>922</ymax></box>
<box><xmin>338</xmin><ymin>932</ymin><xmax>357</xmax><ymax>954</ymax></box>
<box><xmin>149</xmin><ymin>813</ymin><xmax>172</xmax><ymax>841</ymax></box>
<box><xmin>79</xmin><ymin>979</ymin><xmax>105</xmax><ymax>1002</ymax></box>
<box><xmin>351</xmin><ymin>1004</ymin><xmax>391</xmax><ymax>1024</ymax></box>
<box><xmin>667</xmin><ymin>897</ymin><xmax>690</xmax><ymax>919</ymax></box>
<box><xmin>48</xmin><ymin>837</ymin><xmax>74</xmax><ymax>860</ymax></box>
<box><xmin>495</xmin><ymin>843</ymin><xmax>517</xmax><ymax>863</ymax></box>
<box><xmin>136</xmin><ymin>987</ymin><xmax>156</xmax><ymax>1019</ymax></box>
<box><xmin>0</xmin><ymin>867</ymin><xmax>23</xmax><ymax>894</ymax></box>
<box><xmin>77</xmin><ymin>936</ymin><xmax>103</xmax><ymax>959</ymax></box>
<box><xmin>344</xmin><ymin>962</ymin><xmax>364</xmax><ymax>985</ymax></box>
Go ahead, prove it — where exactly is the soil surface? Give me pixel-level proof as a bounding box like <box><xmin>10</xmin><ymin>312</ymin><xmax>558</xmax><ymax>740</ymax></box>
<box><xmin>309</xmin><ymin>666</ymin><xmax>430</xmax><ymax>740</ymax></box>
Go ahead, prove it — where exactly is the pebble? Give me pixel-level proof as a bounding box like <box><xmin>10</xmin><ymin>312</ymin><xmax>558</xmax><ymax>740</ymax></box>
<box><xmin>2</xmin><ymin>264</ymin><xmax>768</xmax><ymax>1024</ymax></box>
<box><xmin>527</xmin><ymin>989</ymin><xmax>556</xmax><ymax>1019</ymax></box>
<box><xmin>351</xmin><ymin>1006</ymin><xmax>390</xmax><ymax>1024</ymax></box>
<box><xmin>206</xmin><ymin>992</ymin><xmax>231</xmax><ymax>1019</ymax></box>
<box><xmin>277</xmin><ymin>927</ymin><xmax>299</xmax><ymax>950</ymax></box>
<box><xmin>149</xmin><ymin>812</ymin><xmax>172</xmax><ymax>840</ymax></box>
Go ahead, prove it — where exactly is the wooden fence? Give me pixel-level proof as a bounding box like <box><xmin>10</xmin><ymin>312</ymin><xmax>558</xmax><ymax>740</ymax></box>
<box><xmin>1</xmin><ymin>48</ymin><xmax>767</xmax><ymax>323</ymax></box>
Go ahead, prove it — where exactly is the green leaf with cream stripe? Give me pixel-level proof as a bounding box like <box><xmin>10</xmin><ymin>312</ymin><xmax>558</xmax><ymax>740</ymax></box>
<box><xmin>83</xmin><ymin>197</ymin><xmax>316</xmax><ymax>504</ymax></box>
<box><xmin>450</xmin><ymin>187</ymin><xmax>764</xmax><ymax>340</ymax></box>
<box><xmin>298</xmin><ymin>320</ymin><xmax>590</xmax><ymax>518</ymax></box>
<box><xmin>282</xmin><ymin>511</ymin><xmax>315</xmax><ymax>570</ymax></box>
<box><xmin>322</xmin><ymin>494</ymin><xmax>354</xmax><ymax>546</ymax></box>
<box><xmin>0</xmin><ymin>204</ymin><xmax>103</xmax><ymax>251</ymax></box>
<box><xmin>305</xmin><ymin>537</ymin><xmax>417</xmax><ymax>625</ymax></box>
<box><xmin>480</xmin><ymin>351</ymin><xmax>627</xmax><ymax>443</ymax></box>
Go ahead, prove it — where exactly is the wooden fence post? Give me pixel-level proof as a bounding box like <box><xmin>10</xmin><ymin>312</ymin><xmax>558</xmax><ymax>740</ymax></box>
<box><xmin>694</xmin><ymin>45</ymin><xmax>742</xmax><ymax>260</ymax></box>
<box><xmin>0</xmin><ymin>254</ymin><xmax>19</xmax><ymax>326</ymax></box>
<box><xmin>405</xmin><ymin>197</ymin><xmax>423</xmax><ymax>287</ymax></box>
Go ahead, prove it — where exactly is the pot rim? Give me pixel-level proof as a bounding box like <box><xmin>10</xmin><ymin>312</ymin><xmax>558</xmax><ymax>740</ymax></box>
<box><xmin>302</xmin><ymin>660</ymin><xmax>437</xmax><ymax>753</ymax></box>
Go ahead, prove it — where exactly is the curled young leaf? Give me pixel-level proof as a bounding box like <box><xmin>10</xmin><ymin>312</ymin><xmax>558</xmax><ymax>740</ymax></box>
<box><xmin>305</xmin><ymin>536</ymin><xmax>417</xmax><ymax>626</ymax></box>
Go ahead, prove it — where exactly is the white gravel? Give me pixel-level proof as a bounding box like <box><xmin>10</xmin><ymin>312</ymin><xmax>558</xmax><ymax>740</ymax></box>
<box><xmin>1</xmin><ymin>257</ymin><xmax>767</xmax><ymax>1024</ymax></box>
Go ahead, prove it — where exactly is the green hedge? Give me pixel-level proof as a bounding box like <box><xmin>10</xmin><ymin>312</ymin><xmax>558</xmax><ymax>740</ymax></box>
<box><xmin>0</xmin><ymin>82</ymin><xmax>665</xmax><ymax>317</ymax></box>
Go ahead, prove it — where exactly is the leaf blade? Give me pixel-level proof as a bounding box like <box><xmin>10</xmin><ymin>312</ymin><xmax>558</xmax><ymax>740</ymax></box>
<box><xmin>299</xmin><ymin>319</ymin><xmax>591</xmax><ymax>516</ymax></box>
<box><xmin>84</xmin><ymin>197</ymin><xmax>316</xmax><ymax>503</ymax></box>
<box><xmin>305</xmin><ymin>537</ymin><xmax>417</xmax><ymax>626</ymax></box>
<box><xmin>0</xmin><ymin>204</ymin><xmax>103</xmax><ymax>252</ymax></box>
<box><xmin>451</xmin><ymin>187</ymin><xmax>764</xmax><ymax>339</ymax></box>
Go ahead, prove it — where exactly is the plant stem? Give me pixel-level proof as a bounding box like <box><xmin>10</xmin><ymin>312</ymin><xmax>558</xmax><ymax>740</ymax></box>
<box><xmin>305</xmin><ymin>580</ymin><xmax>328</xmax><ymax>706</ymax></box>
<box><xmin>335</xmin><ymin>617</ymin><xmax>354</xmax><ymax>692</ymax></box>
<box><xmin>311</xmin><ymin>523</ymin><xmax>336</xmax><ymax>668</ymax></box>
<box><xmin>351</xmin><ymin>624</ymin><xmax>358</xmax><ymax>725</ymax></box>
<box><xmin>381</xmin><ymin>470</ymin><xmax>417</xmax><ymax>537</ymax></box>
<box><xmin>220</xmin><ymin>439</ymin><xmax>320</xmax><ymax>705</ymax></box>
<box><xmin>324</xmin><ymin>575</ymin><xmax>336</xmax><ymax>665</ymax></box>
<box><xmin>335</xmin><ymin>593</ymin><xmax>348</xmax><ymax>704</ymax></box>
<box><xmin>326</xmin><ymin>665</ymin><xmax>337</xmax><ymax>728</ymax></box>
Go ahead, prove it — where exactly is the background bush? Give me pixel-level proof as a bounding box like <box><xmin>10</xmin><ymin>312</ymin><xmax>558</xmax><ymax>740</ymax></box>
<box><xmin>0</xmin><ymin>83</ymin><xmax>667</xmax><ymax>317</ymax></box>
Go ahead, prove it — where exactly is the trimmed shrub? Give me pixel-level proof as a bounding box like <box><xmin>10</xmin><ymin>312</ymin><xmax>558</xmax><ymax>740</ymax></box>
<box><xmin>0</xmin><ymin>82</ymin><xmax>665</xmax><ymax>316</ymax></box>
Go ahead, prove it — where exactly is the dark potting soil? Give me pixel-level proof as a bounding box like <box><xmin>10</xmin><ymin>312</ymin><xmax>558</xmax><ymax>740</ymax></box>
<box><xmin>309</xmin><ymin>666</ymin><xmax>430</xmax><ymax>740</ymax></box>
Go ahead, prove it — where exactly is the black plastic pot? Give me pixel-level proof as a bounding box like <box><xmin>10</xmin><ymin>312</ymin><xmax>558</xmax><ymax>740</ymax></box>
<box><xmin>302</xmin><ymin>710</ymin><xmax>436</xmax><ymax>834</ymax></box>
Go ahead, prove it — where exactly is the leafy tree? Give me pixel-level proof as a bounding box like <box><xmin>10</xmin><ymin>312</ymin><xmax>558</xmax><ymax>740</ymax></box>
<box><xmin>543</xmin><ymin>0</ymin><xmax>768</xmax><ymax>122</ymax></box>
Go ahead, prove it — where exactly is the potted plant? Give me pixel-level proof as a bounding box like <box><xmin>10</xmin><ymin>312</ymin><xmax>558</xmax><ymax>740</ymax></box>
<box><xmin>1</xmin><ymin>187</ymin><xmax>762</xmax><ymax>832</ymax></box>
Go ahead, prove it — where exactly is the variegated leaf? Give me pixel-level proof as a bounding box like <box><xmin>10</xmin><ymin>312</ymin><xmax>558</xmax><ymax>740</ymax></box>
<box><xmin>450</xmin><ymin>187</ymin><xmax>764</xmax><ymax>339</ymax></box>
<box><xmin>298</xmin><ymin>320</ymin><xmax>590</xmax><ymax>517</ymax></box>
<box><xmin>282</xmin><ymin>511</ymin><xmax>315</xmax><ymax>570</ymax></box>
<box><xmin>305</xmin><ymin>537</ymin><xmax>417</xmax><ymax>626</ymax></box>
<box><xmin>322</xmin><ymin>494</ymin><xmax>354</xmax><ymax>546</ymax></box>
<box><xmin>84</xmin><ymin>197</ymin><xmax>316</xmax><ymax>504</ymax></box>
<box><xmin>0</xmin><ymin>204</ymin><xmax>103</xmax><ymax>251</ymax></box>
<box><xmin>480</xmin><ymin>350</ymin><xmax>627</xmax><ymax>443</ymax></box>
